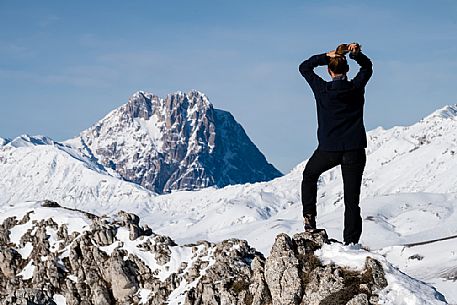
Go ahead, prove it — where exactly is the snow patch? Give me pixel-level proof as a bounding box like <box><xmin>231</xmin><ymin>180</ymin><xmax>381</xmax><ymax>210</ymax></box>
<box><xmin>133</xmin><ymin>116</ymin><xmax>164</xmax><ymax>152</ymax></box>
<box><xmin>53</xmin><ymin>294</ymin><xmax>67</xmax><ymax>305</ymax></box>
<box><xmin>166</xmin><ymin>246</ymin><xmax>216</xmax><ymax>305</ymax></box>
<box><xmin>9</xmin><ymin>219</ymin><xmax>34</xmax><ymax>245</ymax></box>
<box><xmin>316</xmin><ymin>243</ymin><xmax>447</xmax><ymax>305</ymax></box>
<box><xmin>18</xmin><ymin>260</ymin><xmax>34</xmax><ymax>280</ymax></box>
<box><xmin>16</xmin><ymin>242</ymin><xmax>33</xmax><ymax>259</ymax></box>
<box><xmin>138</xmin><ymin>288</ymin><xmax>152</xmax><ymax>304</ymax></box>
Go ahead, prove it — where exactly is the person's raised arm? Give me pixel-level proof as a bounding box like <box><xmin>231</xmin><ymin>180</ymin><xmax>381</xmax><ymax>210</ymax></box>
<box><xmin>349</xmin><ymin>44</ymin><xmax>372</xmax><ymax>89</ymax></box>
<box><xmin>299</xmin><ymin>53</ymin><xmax>329</xmax><ymax>93</ymax></box>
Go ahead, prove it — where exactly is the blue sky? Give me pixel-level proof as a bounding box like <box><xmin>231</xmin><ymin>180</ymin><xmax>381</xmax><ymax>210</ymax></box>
<box><xmin>1</xmin><ymin>1</ymin><xmax>456</xmax><ymax>173</ymax></box>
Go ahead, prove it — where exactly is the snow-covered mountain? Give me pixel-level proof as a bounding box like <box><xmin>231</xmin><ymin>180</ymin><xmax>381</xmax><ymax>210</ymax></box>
<box><xmin>2</xmin><ymin>103</ymin><xmax>457</xmax><ymax>302</ymax></box>
<box><xmin>0</xmin><ymin>90</ymin><xmax>282</xmax><ymax>205</ymax></box>
<box><xmin>44</xmin><ymin>104</ymin><xmax>457</xmax><ymax>303</ymax></box>
<box><xmin>66</xmin><ymin>90</ymin><xmax>282</xmax><ymax>193</ymax></box>
<box><xmin>0</xmin><ymin>137</ymin><xmax>9</xmax><ymax>147</ymax></box>
<box><xmin>0</xmin><ymin>135</ymin><xmax>155</xmax><ymax>206</ymax></box>
<box><xmin>3</xmin><ymin>104</ymin><xmax>457</xmax><ymax>210</ymax></box>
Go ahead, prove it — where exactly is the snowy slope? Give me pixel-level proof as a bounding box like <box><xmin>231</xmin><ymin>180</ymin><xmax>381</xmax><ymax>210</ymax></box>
<box><xmin>1</xmin><ymin>104</ymin><xmax>457</xmax><ymax>302</ymax></box>
<box><xmin>59</xmin><ymin>104</ymin><xmax>457</xmax><ymax>302</ymax></box>
<box><xmin>6</xmin><ymin>134</ymin><xmax>55</xmax><ymax>147</ymax></box>
<box><xmin>64</xmin><ymin>105</ymin><xmax>457</xmax><ymax>240</ymax></box>
<box><xmin>0</xmin><ymin>137</ymin><xmax>9</xmax><ymax>147</ymax></box>
<box><xmin>315</xmin><ymin>242</ymin><xmax>448</xmax><ymax>305</ymax></box>
<box><xmin>292</xmin><ymin>104</ymin><xmax>457</xmax><ymax>205</ymax></box>
<box><xmin>0</xmin><ymin>135</ymin><xmax>156</xmax><ymax>206</ymax></box>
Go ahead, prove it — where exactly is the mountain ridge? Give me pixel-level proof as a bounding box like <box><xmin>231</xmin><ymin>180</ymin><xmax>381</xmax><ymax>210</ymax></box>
<box><xmin>3</xmin><ymin>102</ymin><xmax>457</xmax><ymax>206</ymax></box>
<box><xmin>423</xmin><ymin>104</ymin><xmax>457</xmax><ymax>121</ymax></box>
<box><xmin>67</xmin><ymin>90</ymin><xmax>282</xmax><ymax>193</ymax></box>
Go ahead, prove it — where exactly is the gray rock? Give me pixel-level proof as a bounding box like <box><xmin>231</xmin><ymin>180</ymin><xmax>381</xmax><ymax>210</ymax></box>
<box><xmin>0</xmin><ymin>247</ymin><xmax>22</xmax><ymax>277</ymax></box>
<box><xmin>118</xmin><ymin>211</ymin><xmax>140</xmax><ymax>226</ymax></box>
<box><xmin>91</xmin><ymin>284</ymin><xmax>113</xmax><ymax>305</ymax></box>
<box><xmin>0</xmin><ymin>204</ymin><xmax>392</xmax><ymax>305</ymax></box>
<box><xmin>108</xmin><ymin>255</ymin><xmax>138</xmax><ymax>302</ymax></box>
<box><xmin>365</xmin><ymin>256</ymin><xmax>388</xmax><ymax>291</ymax></box>
<box><xmin>346</xmin><ymin>293</ymin><xmax>369</xmax><ymax>305</ymax></box>
<box><xmin>265</xmin><ymin>234</ymin><xmax>302</xmax><ymax>305</ymax></box>
<box><xmin>249</xmin><ymin>256</ymin><xmax>272</xmax><ymax>305</ymax></box>
<box><xmin>292</xmin><ymin>229</ymin><xmax>328</xmax><ymax>252</ymax></box>
<box><xmin>41</xmin><ymin>200</ymin><xmax>61</xmax><ymax>208</ymax></box>
<box><xmin>302</xmin><ymin>265</ymin><xmax>345</xmax><ymax>305</ymax></box>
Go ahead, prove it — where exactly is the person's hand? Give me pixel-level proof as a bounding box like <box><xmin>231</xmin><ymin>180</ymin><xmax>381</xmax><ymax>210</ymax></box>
<box><xmin>348</xmin><ymin>43</ymin><xmax>361</xmax><ymax>54</ymax></box>
<box><xmin>326</xmin><ymin>50</ymin><xmax>343</xmax><ymax>58</ymax></box>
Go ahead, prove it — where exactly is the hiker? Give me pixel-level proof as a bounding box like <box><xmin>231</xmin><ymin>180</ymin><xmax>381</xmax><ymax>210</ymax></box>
<box><xmin>298</xmin><ymin>43</ymin><xmax>373</xmax><ymax>245</ymax></box>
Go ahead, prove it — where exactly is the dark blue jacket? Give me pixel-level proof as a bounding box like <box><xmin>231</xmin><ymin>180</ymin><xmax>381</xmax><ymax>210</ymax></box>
<box><xmin>299</xmin><ymin>52</ymin><xmax>372</xmax><ymax>151</ymax></box>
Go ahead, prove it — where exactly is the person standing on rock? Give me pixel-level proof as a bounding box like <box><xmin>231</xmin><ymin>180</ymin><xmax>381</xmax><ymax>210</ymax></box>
<box><xmin>299</xmin><ymin>43</ymin><xmax>372</xmax><ymax>245</ymax></box>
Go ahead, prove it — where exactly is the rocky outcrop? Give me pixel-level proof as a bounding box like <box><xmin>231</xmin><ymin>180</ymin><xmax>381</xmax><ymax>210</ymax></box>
<box><xmin>263</xmin><ymin>231</ymin><xmax>388</xmax><ymax>305</ymax></box>
<box><xmin>71</xmin><ymin>90</ymin><xmax>282</xmax><ymax>194</ymax></box>
<box><xmin>0</xmin><ymin>202</ymin><xmax>390</xmax><ymax>305</ymax></box>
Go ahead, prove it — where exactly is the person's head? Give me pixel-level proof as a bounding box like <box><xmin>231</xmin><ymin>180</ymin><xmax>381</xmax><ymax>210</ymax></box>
<box><xmin>327</xmin><ymin>56</ymin><xmax>349</xmax><ymax>78</ymax></box>
<box><xmin>328</xmin><ymin>43</ymin><xmax>350</xmax><ymax>78</ymax></box>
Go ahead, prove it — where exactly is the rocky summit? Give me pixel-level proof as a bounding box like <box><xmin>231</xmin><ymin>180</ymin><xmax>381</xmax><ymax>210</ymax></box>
<box><xmin>0</xmin><ymin>200</ymin><xmax>400</xmax><ymax>305</ymax></box>
<box><xmin>68</xmin><ymin>90</ymin><xmax>282</xmax><ymax>194</ymax></box>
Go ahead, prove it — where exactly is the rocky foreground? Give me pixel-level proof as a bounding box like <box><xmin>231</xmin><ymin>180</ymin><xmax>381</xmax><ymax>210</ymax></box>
<box><xmin>0</xmin><ymin>201</ymin><xmax>446</xmax><ymax>305</ymax></box>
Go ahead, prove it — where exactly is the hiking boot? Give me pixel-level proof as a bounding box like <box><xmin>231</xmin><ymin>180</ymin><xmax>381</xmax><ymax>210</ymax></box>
<box><xmin>303</xmin><ymin>214</ymin><xmax>316</xmax><ymax>231</ymax></box>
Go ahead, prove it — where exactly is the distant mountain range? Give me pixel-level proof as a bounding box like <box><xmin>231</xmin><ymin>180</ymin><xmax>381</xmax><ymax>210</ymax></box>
<box><xmin>3</xmin><ymin>103</ymin><xmax>457</xmax><ymax>207</ymax></box>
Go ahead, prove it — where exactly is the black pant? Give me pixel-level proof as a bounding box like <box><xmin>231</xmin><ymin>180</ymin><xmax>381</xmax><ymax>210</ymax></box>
<box><xmin>301</xmin><ymin>149</ymin><xmax>366</xmax><ymax>244</ymax></box>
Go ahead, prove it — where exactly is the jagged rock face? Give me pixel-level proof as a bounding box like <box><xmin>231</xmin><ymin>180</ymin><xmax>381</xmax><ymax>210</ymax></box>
<box><xmin>0</xmin><ymin>202</ymin><xmax>388</xmax><ymax>305</ymax></box>
<box><xmin>74</xmin><ymin>90</ymin><xmax>282</xmax><ymax>194</ymax></box>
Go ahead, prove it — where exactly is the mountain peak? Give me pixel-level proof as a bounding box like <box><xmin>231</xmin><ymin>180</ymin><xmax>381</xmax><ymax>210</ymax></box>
<box><xmin>7</xmin><ymin>134</ymin><xmax>55</xmax><ymax>148</ymax></box>
<box><xmin>0</xmin><ymin>137</ymin><xmax>9</xmax><ymax>147</ymax></box>
<box><xmin>164</xmin><ymin>89</ymin><xmax>213</xmax><ymax>113</ymax></box>
<box><xmin>124</xmin><ymin>90</ymin><xmax>212</xmax><ymax>121</ymax></box>
<box><xmin>424</xmin><ymin>104</ymin><xmax>457</xmax><ymax>121</ymax></box>
<box><xmin>71</xmin><ymin>90</ymin><xmax>281</xmax><ymax>194</ymax></box>
<box><xmin>123</xmin><ymin>91</ymin><xmax>158</xmax><ymax>120</ymax></box>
